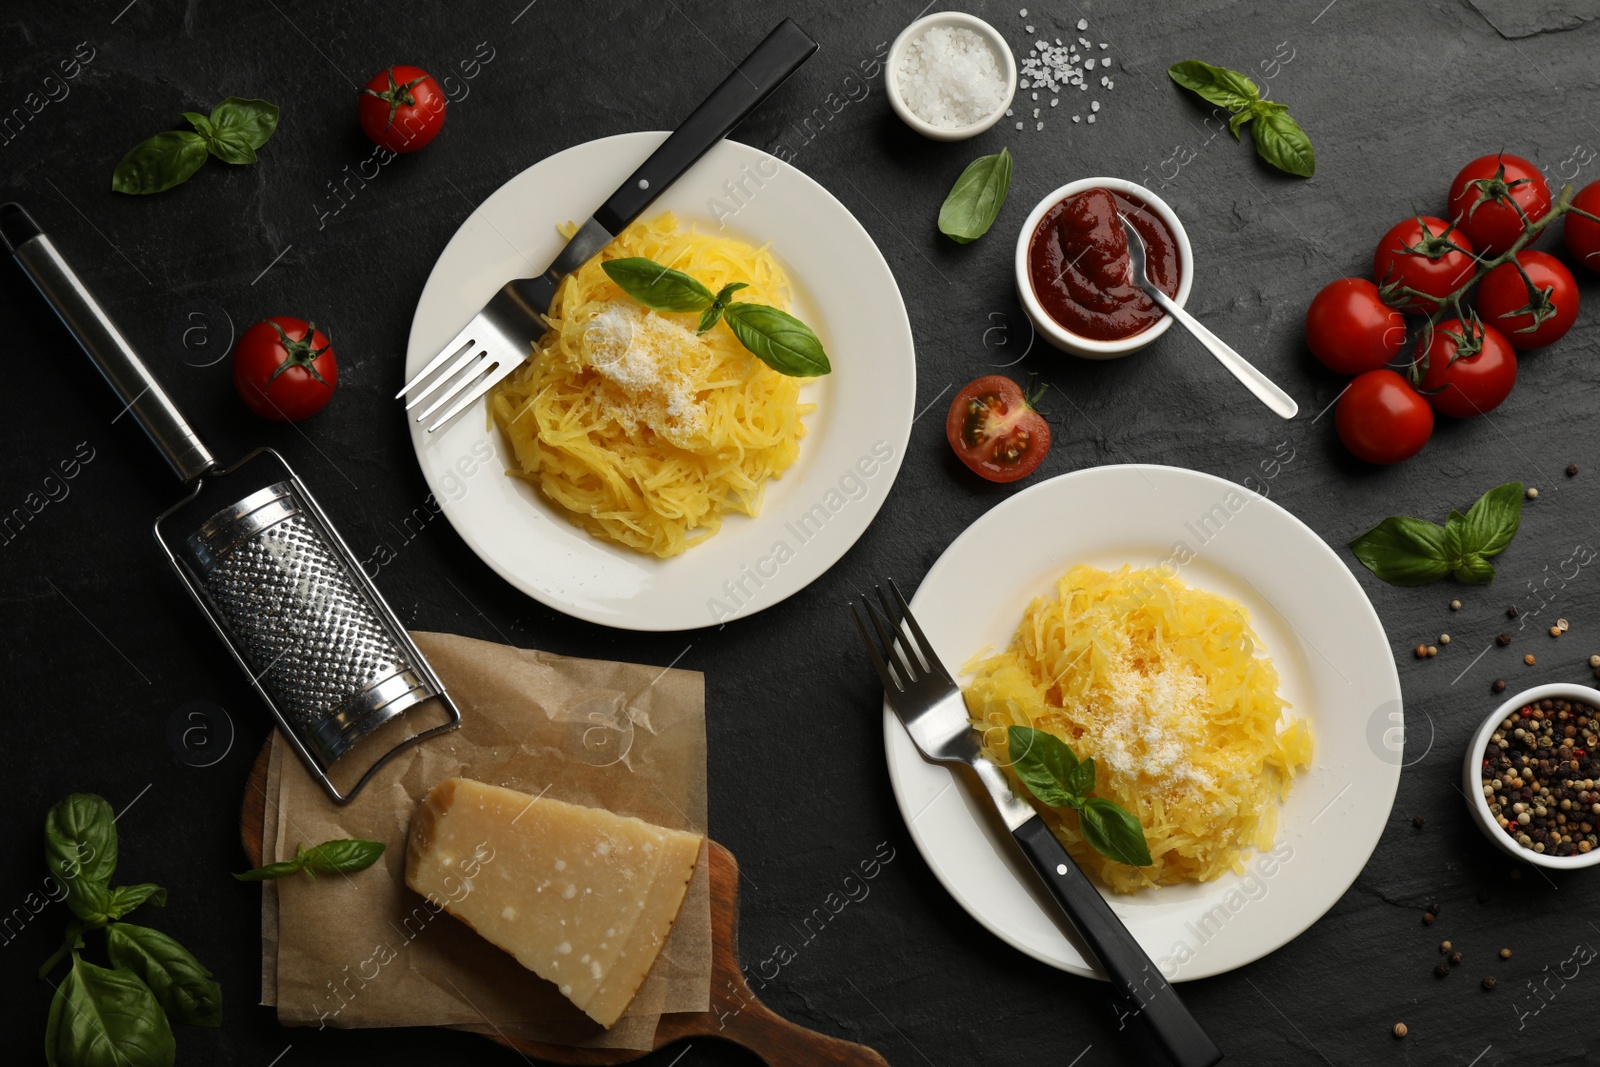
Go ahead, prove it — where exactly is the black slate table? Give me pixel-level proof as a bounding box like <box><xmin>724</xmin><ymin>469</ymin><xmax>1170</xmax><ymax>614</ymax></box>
<box><xmin>4</xmin><ymin>1</ymin><xmax>1598</xmax><ymax>1065</ymax></box>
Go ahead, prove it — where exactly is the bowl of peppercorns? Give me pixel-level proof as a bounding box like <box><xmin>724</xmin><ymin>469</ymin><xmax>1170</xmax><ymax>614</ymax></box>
<box><xmin>1464</xmin><ymin>683</ymin><xmax>1600</xmax><ymax>868</ymax></box>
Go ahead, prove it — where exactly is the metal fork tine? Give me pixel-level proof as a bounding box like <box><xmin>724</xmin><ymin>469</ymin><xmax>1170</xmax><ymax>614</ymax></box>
<box><xmin>850</xmin><ymin>602</ymin><xmax>902</xmax><ymax>694</ymax></box>
<box><xmin>888</xmin><ymin>579</ymin><xmax>949</xmax><ymax>681</ymax></box>
<box><xmin>863</xmin><ymin>587</ymin><xmax>919</xmax><ymax>683</ymax></box>
<box><xmin>873</xmin><ymin>583</ymin><xmax>932</xmax><ymax>676</ymax></box>
<box><xmin>425</xmin><ymin>360</ymin><xmax>513</xmax><ymax>433</ymax></box>
<box><xmin>415</xmin><ymin>352</ymin><xmax>494</xmax><ymax>423</ymax></box>
<box><xmin>403</xmin><ymin>341</ymin><xmax>482</xmax><ymax>412</ymax></box>
<box><xmin>397</xmin><ymin>324</ymin><xmax>479</xmax><ymax>399</ymax></box>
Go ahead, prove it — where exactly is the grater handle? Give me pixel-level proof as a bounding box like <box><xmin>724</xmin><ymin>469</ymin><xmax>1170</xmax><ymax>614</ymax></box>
<box><xmin>2</xmin><ymin>202</ymin><xmax>216</xmax><ymax>484</ymax></box>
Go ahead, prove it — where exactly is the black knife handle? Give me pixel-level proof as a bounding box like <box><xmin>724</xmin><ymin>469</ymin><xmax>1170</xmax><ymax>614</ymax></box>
<box><xmin>591</xmin><ymin>18</ymin><xmax>817</xmax><ymax>235</ymax></box>
<box><xmin>1012</xmin><ymin>817</ymin><xmax>1223</xmax><ymax>1067</ymax></box>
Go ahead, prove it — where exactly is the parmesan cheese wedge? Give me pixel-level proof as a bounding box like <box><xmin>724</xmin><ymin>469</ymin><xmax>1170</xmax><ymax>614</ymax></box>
<box><xmin>404</xmin><ymin>777</ymin><xmax>703</xmax><ymax>1028</ymax></box>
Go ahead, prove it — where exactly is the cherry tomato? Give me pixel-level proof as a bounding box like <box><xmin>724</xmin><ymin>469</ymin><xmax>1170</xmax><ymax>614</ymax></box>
<box><xmin>1474</xmin><ymin>250</ymin><xmax>1579</xmax><ymax>350</ymax></box>
<box><xmin>1446</xmin><ymin>153</ymin><xmax>1551</xmax><ymax>258</ymax></box>
<box><xmin>358</xmin><ymin>65</ymin><xmax>446</xmax><ymax>153</ymax></box>
<box><xmin>1335</xmin><ymin>369</ymin><xmax>1433</xmax><ymax>465</ymax></box>
<box><xmin>1565</xmin><ymin>180</ymin><xmax>1600</xmax><ymax>272</ymax></box>
<box><xmin>233</xmin><ymin>317</ymin><xmax>338</xmax><ymax>422</ymax></box>
<box><xmin>1416</xmin><ymin>318</ymin><xmax>1517</xmax><ymax>419</ymax></box>
<box><xmin>1305</xmin><ymin>278</ymin><xmax>1406</xmax><ymax>375</ymax></box>
<box><xmin>946</xmin><ymin>376</ymin><xmax>1051</xmax><ymax>483</ymax></box>
<box><xmin>1372</xmin><ymin>216</ymin><xmax>1477</xmax><ymax>312</ymax></box>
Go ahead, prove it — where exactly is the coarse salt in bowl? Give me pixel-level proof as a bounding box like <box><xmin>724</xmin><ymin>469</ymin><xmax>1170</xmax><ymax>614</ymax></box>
<box><xmin>887</xmin><ymin>12</ymin><xmax>1016</xmax><ymax>142</ymax></box>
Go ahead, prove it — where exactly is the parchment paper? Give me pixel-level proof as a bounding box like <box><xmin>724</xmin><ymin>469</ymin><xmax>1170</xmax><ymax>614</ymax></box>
<box><xmin>258</xmin><ymin>630</ymin><xmax>710</xmax><ymax>1051</ymax></box>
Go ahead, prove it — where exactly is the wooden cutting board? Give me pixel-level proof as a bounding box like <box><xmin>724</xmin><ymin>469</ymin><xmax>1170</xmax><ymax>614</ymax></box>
<box><xmin>240</xmin><ymin>740</ymin><xmax>889</xmax><ymax>1066</ymax></box>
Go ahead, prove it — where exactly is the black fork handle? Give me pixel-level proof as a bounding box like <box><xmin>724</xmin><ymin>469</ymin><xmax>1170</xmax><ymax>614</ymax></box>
<box><xmin>591</xmin><ymin>18</ymin><xmax>817</xmax><ymax>235</ymax></box>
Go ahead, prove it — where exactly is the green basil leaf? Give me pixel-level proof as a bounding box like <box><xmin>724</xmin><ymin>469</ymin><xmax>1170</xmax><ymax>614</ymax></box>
<box><xmin>45</xmin><ymin>794</ymin><xmax>118</xmax><ymax>922</ymax></box>
<box><xmin>1442</xmin><ymin>509</ymin><xmax>1469</xmax><ymax>566</ymax></box>
<box><xmin>1167</xmin><ymin>60</ymin><xmax>1260</xmax><ymax>111</ymax></box>
<box><xmin>204</xmin><ymin>129</ymin><xmax>257</xmax><ymax>165</ymax></box>
<box><xmin>1453</xmin><ymin>553</ymin><xmax>1497</xmax><ymax>584</ymax></box>
<box><xmin>105</xmin><ymin>923</ymin><xmax>222</xmax><ymax>1028</ymax></box>
<box><xmin>300</xmin><ymin>838</ymin><xmax>386</xmax><ymax>876</ymax></box>
<box><xmin>208</xmin><ymin>97</ymin><xmax>279</xmax><ymax>151</ymax></box>
<box><xmin>697</xmin><ymin>282</ymin><xmax>748</xmax><ymax>335</ymax></box>
<box><xmin>46</xmin><ymin>955</ymin><xmax>176</xmax><ymax>1067</ymax></box>
<box><xmin>937</xmin><ymin>147</ymin><xmax>1013</xmax><ymax>244</ymax></box>
<box><xmin>1251</xmin><ymin>106</ymin><xmax>1315</xmax><ymax>177</ymax></box>
<box><xmin>180</xmin><ymin>112</ymin><xmax>214</xmax><ymax>137</ymax></box>
<box><xmin>1006</xmin><ymin>726</ymin><xmax>1081</xmax><ymax>808</ymax></box>
<box><xmin>1460</xmin><ymin>482</ymin><xmax>1523</xmax><ymax>559</ymax></box>
<box><xmin>1078</xmin><ymin>797</ymin><xmax>1153</xmax><ymax>867</ymax></box>
<box><xmin>601</xmin><ymin>257</ymin><xmax>715</xmax><ymax>313</ymax></box>
<box><xmin>1348</xmin><ymin>516</ymin><xmax>1452</xmax><ymax>586</ymax></box>
<box><xmin>111</xmin><ymin>130</ymin><xmax>209</xmax><ymax>195</ymax></box>
<box><xmin>107</xmin><ymin>883</ymin><xmax>167</xmax><ymax>919</ymax></box>
<box><xmin>722</xmin><ymin>302</ymin><xmax>831</xmax><ymax>377</ymax></box>
<box><xmin>1065</xmin><ymin>756</ymin><xmax>1098</xmax><ymax>798</ymax></box>
<box><xmin>1227</xmin><ymin>107</ymin><xmax>1254</xmax><ymax>141</ymax></box>
<box><xmin>231</xmin><ymin>858</ymin><xmax>305</xmax><ymax>882</ymax></box>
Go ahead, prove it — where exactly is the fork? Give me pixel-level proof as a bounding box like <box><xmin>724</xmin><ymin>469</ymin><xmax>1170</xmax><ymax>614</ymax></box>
<box><xmin>397</xmin><ymin>20</ymin><xmax>818</xmax><ymax>432</ymax></box>
<box><xmin>852</xmin><ymin>582</ymin><xmax>1222</xmax><ymax>1067</ymax></box>
<box><xmin>1119</xmin><ymin>212</ymin><xmax>1298</xmax><ymax>420</ymax></box>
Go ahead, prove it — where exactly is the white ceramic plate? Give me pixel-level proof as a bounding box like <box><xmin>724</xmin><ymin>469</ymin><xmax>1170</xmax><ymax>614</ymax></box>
<box><xmin>405</xmin><ymin>133</ymin><xmax>915</xmax><ymax>631</ymax></box>
<box><xmin>885</xmin><ymin>465</ymin><xmax>1402</xmax><ymax>981</ymax></box>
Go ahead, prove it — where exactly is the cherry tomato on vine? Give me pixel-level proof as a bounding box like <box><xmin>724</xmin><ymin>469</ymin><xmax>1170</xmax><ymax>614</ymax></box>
<box><xmin>1335</xmin><ymin>369</ymin><xmax>1433</xmax><ymax>465</ymax></box>
<box><xmin>1474</xmin><ymin>250</ymin><xmax>1579</xmax><ymax>350</ymax></box>
<box><xmin>358</xmin><ymin>65</ymin><xmax>446</xmax><ymax>153</ymax></box>
<box><xmin>1446</xmin><ymin>153</ymin><xmax>1551</xmax><ymax>258</ymax></box>
<box><xmin>1416</xmin><ymin>318</ymin><xmax>1517</xmax><ymax>419</ymax></box>
<box><xmin>1372</xmin><ymin>216</ymin><xmax>1477</xmax><ymax>312</ymax></box>
<box><xmin>945</xmin><ymin>376</ymin><xmax>1051</xmax><ymax>483</ymax></box>
<box><xmin>1305</xmin><ymin>278</ymin><xmax>1406</xmax><ymax>375</ymax></box>
<box><xmin>1565</xmin><ymin>180</ymin><xmax>1600</xmax><ymax>272</ymax></box>
<box><xmin>233</xmin><ymin>317</ymin><xmax>338</xmax><ymax>422</ymax></box>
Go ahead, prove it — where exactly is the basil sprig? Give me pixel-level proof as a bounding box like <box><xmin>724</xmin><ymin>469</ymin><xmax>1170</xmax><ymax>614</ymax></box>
<box><xmin>113</xmin><ymin>97</ymin><xmax>279</xmax><ymax>194</ymax></box>
<box><xmin>600</xmin><ymin>257</ymin><xmax>830</xmax><ymax>377</ymax></box>
<box><xmin>233</xmin><ymin>838</ymin><xmax>386</xmax><ymax>881</ymax></box>
<box><xmin>1006</xmin><ymin>726</ymin><xmax>1153</xmax><ymax>868</ymax></box>
<box><xmin>1167</xmin><ymin>60</ymin><xmax>1315</xmax><ymax>177</ymax></box>
<box><xmin>38</xmin><ymin>794</ymin><xmax>221</xmax><ymax>1067</ymax></box>
<box><xmin>938</xmin><ymin>147</ymin><xmax>1013</xmax><ymax>244</ymax></box>
<box><xmin>1349</xmin><ymin>482</ymin><xmax>1523</xmax><ymax>586</ymax></box>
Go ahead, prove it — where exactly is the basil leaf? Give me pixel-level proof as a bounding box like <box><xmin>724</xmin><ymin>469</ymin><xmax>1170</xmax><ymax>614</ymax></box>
<box><xmin>107</xmin><ymin>883</ymin><xmax>167</xmax><ymax>919</ymax></box>
<box><xmin>1065</xmin><ymin>756</ymin><xmax>1098</xmax><ymax>798</ymax></box>
<box><xmin>300</xmin><ymin>838</ymin><xmax>386</xmax><ymax>876</ymax></box>
<box><xmin>1227</xmin><ymin>107</ymin><xmax>1254</xmax><ymax>141</ymax></box>
<box><xmin>938</xmin><ymin>147</ymin><xmax>1013</xmax><ymax>244</ymax></box>
<box><xmin>105</xmin><ymin>923</ymin><xmax>222</xmax><ymax>1028</ymax></box>
<box><xmin>180</xmin><ymin>112</ymin><xmax>214</xmax><ymax>138</ymax></box>
<box><xmin>46</xmin><ymin>955</ymin><xmax>176</xmax><ymax>1067</ymax></box>
<box><xmin>697</xmin><ymin>282</ymin><xmax>748</xmax><ymax>335</ymax></box>
<box><xmin>45</xmin><ymin>794</ymin><xmax>118</xmax><ymax>922</ymax></box>
<box><xmin>1251</xmin><ymin>106</ymin><xmax>1315</xmax><ymax>177</ymax></box>
<box><xmin>723</xmin><ymin>302</ymin><xmax>831</xmax><ymax>377</ymax></box>
<box><xmin>1078</xmin><ymin>797</ymin><xmax>1153</xmax><ymax>867</ymax></box>
<box><xmin>602</xmin><ymin>257</ymin><xmax>715</xmax><ymax>313</ymax></box>
<box><xmin>208</xmin><ymin>97</ymin><xmax>279</xmax><ymax>151</ymax></box>
<box><xmin>231</xmin><ymin>858</ymin><xmax>304</xmax><ymax>882</ymax></box>
<box><xmin>1167</xmin><ymin>60</ymin><xmax>1260</xmax><ymax>111</ymax></box>
<box><xmin>1453</xmin><ymin>553</ymin><xmax>1497</xmax><ymax>585</ymax></box>
<box><xmin>1006</xmin><ymin>726</ymin><xmax>1081</xmax><ymax>808</ymax></box>
<box><xmin>204</xmin><ymin>130</ymin><xmax>258</xmax><ymax>165</ymax></box>
<box><xmin>1460</xmin><ymin>482</ymin><xmax>1523</xmax><ymax>558</ymax></box>
<box><xmin>112</xmin><ymin>131</ymin><xmax>209</xmax><ymax>195</ymax></box>
<box><xmin>1348</xmin><ymin>516</ymin><xmax>1452</xmax><ymax>586</ymax></box>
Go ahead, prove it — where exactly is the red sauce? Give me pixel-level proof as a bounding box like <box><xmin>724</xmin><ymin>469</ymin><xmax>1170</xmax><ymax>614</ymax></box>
<box><xmin>1027</xmin><ymin>187</ymin><xmax>1181</xmax><ymax>342</ymax></box>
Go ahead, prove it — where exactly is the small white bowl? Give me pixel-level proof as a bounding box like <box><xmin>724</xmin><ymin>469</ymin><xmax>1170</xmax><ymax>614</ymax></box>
<box><xmin>886</xmin><ymin>12</ymin><xmax>1016</xmax><ymax>142</ymax></box>
<box><xmin>1462</xmin><ymin>682</ymin><xmax>1600</xmax><ymax>870</ymax></box>
<box><xmin>1014</xmin><ymin>177</ymin><xmax>1194</xmax><ymax>359</ymax></box>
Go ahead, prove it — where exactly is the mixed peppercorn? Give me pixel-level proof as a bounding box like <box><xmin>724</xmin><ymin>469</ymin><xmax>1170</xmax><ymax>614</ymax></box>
<box><xmin>1480</xmin><ymin>697</ymin><xmax>1600</xmax><ymax>857</ymax></box>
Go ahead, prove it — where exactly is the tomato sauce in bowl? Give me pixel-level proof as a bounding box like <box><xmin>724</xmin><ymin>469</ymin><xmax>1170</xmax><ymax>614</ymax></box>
<box><xmin>1027</xmin><ymin>187</ymin><xmax>1182</xmax><ymax>342</ymax></box>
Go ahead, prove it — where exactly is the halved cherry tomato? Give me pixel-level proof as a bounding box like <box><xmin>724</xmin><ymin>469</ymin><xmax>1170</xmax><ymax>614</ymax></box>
<box><xmin>946</xmin><ymin>376</ymin><xmax>1051</xmax><ymax>483</ymax></box>
<box><xmin>1474</xmin><ymin>250</ymin><xmax>1579</xmax><ymax>350</ymax></box>
<box><xmin>1335</xmin><ymin>369</ymin><xmax>1433</xmax><ymax>465</ymax></box>
<box><xmin>1372</xmin><ymin>216</ymin><xmax>1477</xmax><ymax>312</ymax></box>
<box><xmin>233</xmin><ymin>316</ymin><xmax>338</xmax><ymax>422</ymax></box>
<box><xmin>1417</xmin><ymin>318</ymin><xmax>1517</xmax><ymax>419</ymax></box>
<box><xmin>1446</xmin><ymin>153</ymin><xmax>1551</xmax><ymax>258</ymax></box>
<box><xmin>1305</xmin><ymin>278</ymin><xmax>1406</xmax><ymax>375</ymax></box>
<box><xmin>1564</xmin><ymin>180</ymin><xmax>1600</xmax><ymax>272</ymax></box>
<box><xmin>358</xmin><ymin>65</ymin><xmax>446</xmax><ymax>153</ymax></box>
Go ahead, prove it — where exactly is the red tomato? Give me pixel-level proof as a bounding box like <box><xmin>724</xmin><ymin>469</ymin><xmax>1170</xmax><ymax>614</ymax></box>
<box><xmin>946</xmin><ymin>376</ymin><xmax>1051</xmax><ymax>482</ymax></box>
<box><xmin>1474</xmin><ymin>250</ymin><xmax>1579</xmax><ymax>350</ymax></box>
<box><xmin>1305</xmin><ymin>278</ymin><xmax>1406</xmax><ymax>375</ymax></box>
<box><xmin>1372</xmin><ymin>216</ymin><xmax>1477</xmax><ymax>312</ymax></box>
<box><xmin>1417</xmin><ymin>318</ymin><xmax>1517</xmax><ymax>418</ymax></box>
<box><xmin>1335</xmin><ymin>369</ymin><xmax>1433</xmax><ymax>465</ymax></box>
<box><xmin>358</xmin><ymin>65</ymin><xmax>446</xmax><ymax>153</ymax></box>
<box><xmin>1446</xmin><ymin>154</ymin><xmax>1551</xmax><ymax>258</ymax></box>
<box><xmin>1565</xmin><ymin>180</ymin><xmax>1600</xmax><ymax>272</ymax></box>
<box><xmin>233</xmin><ymin>317</ymin><xmax>338</xmax><ymax>422</ymax></box>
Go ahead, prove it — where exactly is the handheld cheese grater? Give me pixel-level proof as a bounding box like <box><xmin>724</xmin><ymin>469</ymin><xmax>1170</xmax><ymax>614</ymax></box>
<box><xmin>2</xmin><ymin>203</ymin><xmax>461</xmax><ymax>803</ymax></box>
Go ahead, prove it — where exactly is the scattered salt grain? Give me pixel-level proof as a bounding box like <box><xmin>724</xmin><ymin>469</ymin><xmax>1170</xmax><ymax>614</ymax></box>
<box><xmin>1018</xmin><ymin>7</ymin><xmax>1027</xmax><ymax>15</ymax></box>
<box><xmin>1072</xmin><ymin>114</ymin><xmax>1080</xmax><ymax>122</ymax></box>
<box><xmin>1025</xmin><ymin>25</ymin><xmax>1034</xmax><ymax>33</ymax></box>
<box><xmin>1031</xmin><ymin>91</ymin><xmax>1038</xmax><ymax>100</ymax></box>
<box><xmin>1050</xmin><ymin>98</ymin><xmax>1058</xmax><ymax>106</ymax></box>
<box><xmin>1087</xmin><ymin>113</ymin><xmax>1095</xmax><ymax>122</ymax></box>
<box><xmin>1036</xmin><ymin>121</ymin><xmax>1044</xmax><ymax>130</ymax></box>
<box><xmin>1091</xmin><ymin>100</ymin><xmax>1100</xmax><ymax>111</ymax></box>
<box><xmin>1100</xmin><ymin>42</ymin><xmax>1109</xmax><ymax>49</ymax></box>
<box><xmin>1077</xmin><ymin>17</ymin><xmax>1088</xmax><ymax>29</ymax></box>
<box><xmin>1015</xmin><ymin>121</ymin><xmax>1024</xmax><ymax>129</ymax></box>
<box><xmin>895</xmin><ymin>25</ymin><xmax>1009</xmax><ymax>129</ymax></box>
<box><xmin>1084</xmin><ymin>58</ymin><xmax>1095</xmax><ymax>70</ymax></box>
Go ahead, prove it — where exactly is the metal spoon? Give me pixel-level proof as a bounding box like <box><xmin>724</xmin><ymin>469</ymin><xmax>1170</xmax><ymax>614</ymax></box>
<box><xmin>1118</xmin><ymin>213</ymin><xmax>1298</xmax><ymax>420</ymax></box>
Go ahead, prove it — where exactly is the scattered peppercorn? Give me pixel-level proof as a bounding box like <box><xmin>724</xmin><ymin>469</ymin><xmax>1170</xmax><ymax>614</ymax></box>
<box><xmin>1439</xmin><ymin>940</ymin><xmax>1452</xmax><ymax>953</ymax></box>
<box><xmin>1450</xmin><ymin>599</ymin><xmax>1462</xmax><ymax>611</ymax></box>
<box><xmin>1500</xmin><ymin>948</ymin><xmax>1512</xmax><ymax>959</ymax></box>
<box><xmin>1450</xmin><ymin>950</ymin><xmax>1463</xmax><ymax>966</ymax></box>
<box><xmin>1482</xmin><ymin>976</ymin><xmax>1498</xmax><ymax>990</ymax></box>
<box><xmin>1427</xmin><ymin>645</ymin><xmax>1439</xmax><ymax>657</ymax></box>
<box><xmin>1559</xmin><ymin>619</ymin><xmax>1570</xmax><ymax>632</ymax></box>
<box><xmin>1508</xmin><ymin>605</ymin><xmax>1520</xmax><ymax>619</ymax></box>
<box><xmin>1415</xmin><ymin>644</ymin><xmax>1428</xmax><ymax>659</ymax></box>
<box><xmin>1590</xmin><ymin>655</ymin><xmax>1600</xmax><ymax>669</ymax></box>
<box><xmin>1551</xmin><ymin>626</ymin><xmax>1563</xmax><ymax>638</ymax></box>
<box><xmin>1422</xmin><ymin>911</ymin><xmax>1435</xmax><ymax>925</ymax></box>
<box><xmin>1568</xmin><ymin>464</ymin><xmax>1579</xmax><ymax>477</ymax></box>
<box><xmin>1434</xmin><ymin>962</ymin><xmax>1450</xmax><ymax>978</ymax></box>
<box><xmin>1392</xmin><ymin>1022</ymin><xmax>1408</xmax><ymax>1039</ymax></box>
<box><xmin>1476</xmin><ymin>888</ymin><xmax>1491</xmax><ymax>903</ymax></box>
<box><xmin>1440</xmin><ymin>633</ymin><xmax>1452</xmax><ymax>645</ymax></box>
<box><xmin>1525</xmin><ymin>654</ymin><xmax>1537</xmax><ymax>666</ymax></box>
<box><xmin>1428</xmin><ymin>900</ymin><xmax>1441</xmax><ymax>915</ymax></box>
<box><xmin>1412</xmin><ymin>814</ymin><xmax>1425</xmax><ymax>829</ymax></box>
<box><xmin>1497</xmin><ymin>632</ymin><xmax>1512</xmax><ymax>646</ymax></box>
<box><xmin>1493</xmin><ymin>679</ymin><xmax>1508</xmax><ymax>693</ymax></box>
<box><xmin>1526</xmin><ymin>487</ymin><xmax>1539</xmax><ymax>500</ymax></box>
